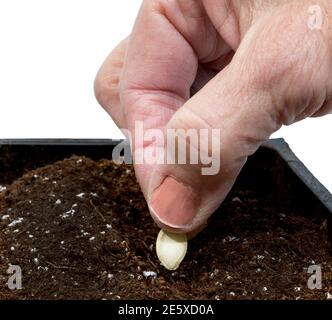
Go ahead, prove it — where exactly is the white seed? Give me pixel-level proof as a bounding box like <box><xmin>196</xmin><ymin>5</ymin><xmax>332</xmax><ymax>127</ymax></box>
<box><xmin>156</xmin><ymin>230</ymin><xmax>187</xmax><ymax>271</ymax></box>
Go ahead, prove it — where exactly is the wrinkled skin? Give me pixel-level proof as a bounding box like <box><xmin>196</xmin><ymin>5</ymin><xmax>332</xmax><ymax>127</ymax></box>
<box><xmin>95</xmin><ymin>0</ymin><xmax>332</xmax><ymax>235</ymax></box>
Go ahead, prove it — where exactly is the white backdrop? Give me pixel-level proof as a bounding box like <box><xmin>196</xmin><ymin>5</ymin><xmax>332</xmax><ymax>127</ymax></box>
<box><xmin>0</xmin><ymin>0</ymin><xmax>331</xmax><ymax>192</ymax></box>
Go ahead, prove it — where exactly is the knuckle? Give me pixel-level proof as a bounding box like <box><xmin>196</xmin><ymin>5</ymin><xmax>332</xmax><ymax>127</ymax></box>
<box><xmin>94</xmin><ymin>69</ymin><xmax>120</xmax><ymax>109</ymax></box>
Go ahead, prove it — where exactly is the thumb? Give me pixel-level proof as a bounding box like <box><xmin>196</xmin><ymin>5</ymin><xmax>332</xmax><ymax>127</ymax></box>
<box><xmin>148</xmin><ymin>43</ymin><xmax>285</xmax><ymax>234</ymax></box>
<box><xmin>148</xmin><ymin>5</ymin><xmax>328</xmax><ymax>234</ymax></box>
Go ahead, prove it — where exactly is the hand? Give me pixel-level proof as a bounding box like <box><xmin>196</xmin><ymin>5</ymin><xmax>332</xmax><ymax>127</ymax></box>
<box><xmin>95</xmin><ymin>0</ymin><xmax>332</xmax><ymax>235</ymax></box>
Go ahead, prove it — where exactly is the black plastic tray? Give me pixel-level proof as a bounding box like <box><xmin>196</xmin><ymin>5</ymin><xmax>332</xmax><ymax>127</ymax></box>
<box><xmin>263</xmin><ymin>139</ymin><xmax>332</xmax><ymax>214</ymax></box>
<box><xmin>0</xmin><ymin>138</ymin><xmax>331</xmax><ymax>215</ymax></box>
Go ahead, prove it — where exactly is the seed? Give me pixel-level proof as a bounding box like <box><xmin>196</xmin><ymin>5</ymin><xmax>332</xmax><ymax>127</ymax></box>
<box><xmin>156</xmin><ymin>230</ymin><xmax>187</xmax><ymax>271</ymax></box>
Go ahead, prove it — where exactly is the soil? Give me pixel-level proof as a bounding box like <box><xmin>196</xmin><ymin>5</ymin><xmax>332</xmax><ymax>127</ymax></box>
<box><xmin>0</xmin><ymin>146</ymin><xmax>331</xmax><ymax>300</ymax></box>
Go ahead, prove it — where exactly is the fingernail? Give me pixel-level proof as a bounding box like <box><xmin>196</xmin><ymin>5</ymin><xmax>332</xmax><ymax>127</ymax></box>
<box><xmin>150</xmin><ymin>177</ymin><xmax>199</xmax><ymax>228</ymax></box>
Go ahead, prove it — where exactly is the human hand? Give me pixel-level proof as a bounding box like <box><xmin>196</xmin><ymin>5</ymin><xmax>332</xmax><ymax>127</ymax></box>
<box><xmin>95</xmin><ymin>0</ymin><xmax>332</xmax><ymax>235</ymax></box>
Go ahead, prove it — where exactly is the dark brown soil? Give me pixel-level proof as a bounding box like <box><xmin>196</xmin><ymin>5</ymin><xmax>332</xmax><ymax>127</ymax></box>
<box><xmin>0</xmin><ymin>148</ymin><xmax>331</xmax><ymax>300</ymax></box>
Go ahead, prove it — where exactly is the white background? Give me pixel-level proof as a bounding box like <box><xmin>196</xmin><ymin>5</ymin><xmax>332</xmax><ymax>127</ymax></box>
<box><xmin>0</xmin><ymin>0</ymin><xmax>331</xmax><ymax>193</ymax></box>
